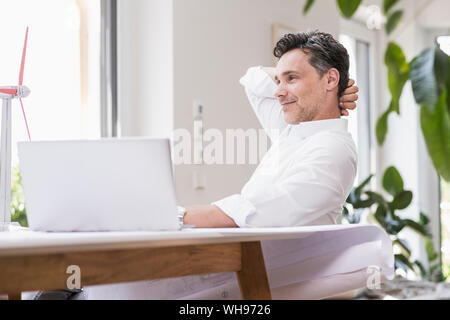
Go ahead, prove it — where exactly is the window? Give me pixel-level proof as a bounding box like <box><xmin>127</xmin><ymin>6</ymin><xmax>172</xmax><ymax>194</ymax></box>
<box><xmin>339</xmin><ymin>33</ymin><xmax>375</xmax><ymax>185</ymax></box>
<box><xmin>0</xmin><ymin>0</ymin><xmax>101</xmax><ymax>167</ymax></box>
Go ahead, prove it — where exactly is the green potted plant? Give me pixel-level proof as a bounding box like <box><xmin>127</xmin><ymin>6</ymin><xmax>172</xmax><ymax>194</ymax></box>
<box><xmin>344</xmin><ymin>166</ymin><xmax>445</xmax><ymax>281</ymax></box>
<box><xmin>10</xmin><ymin>165</ymin><xmax>28</xmax><ymax>227</ymax></box>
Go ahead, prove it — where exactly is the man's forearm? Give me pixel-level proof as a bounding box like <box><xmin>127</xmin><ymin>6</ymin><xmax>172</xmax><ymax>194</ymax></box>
<box><xmin>184</xmin><ymin>205</ymin><xmax>238</xmax><ymax>228</ymax></box>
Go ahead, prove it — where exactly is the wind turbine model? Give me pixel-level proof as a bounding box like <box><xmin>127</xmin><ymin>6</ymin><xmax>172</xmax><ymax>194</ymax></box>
<box><xmin>0</xmin><ymin>27</ymin><xmax>31</xmax><ymax>231</ymax></box>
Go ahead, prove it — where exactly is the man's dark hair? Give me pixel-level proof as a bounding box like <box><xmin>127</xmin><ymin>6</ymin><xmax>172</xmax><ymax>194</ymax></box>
<box><xmin>274</xmin><ymin>30</ymin><xmax>349</xmax><ymax>98</ymax></box>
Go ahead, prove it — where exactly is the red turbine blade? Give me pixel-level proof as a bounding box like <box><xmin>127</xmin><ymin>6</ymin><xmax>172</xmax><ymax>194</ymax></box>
<box><xmin>19</xmin><ymin>27</ymin><xmax>29</xmax><ymax>86</ymax></box>
<box><xmin>19</xmin><ymin>98</ymin><xmax>31</xmax><ymax>141</ymax></box>
<box><xmin>0</xmin><ymin>89</ymin><xmax>18</xmax><ymax>95</ymax></box>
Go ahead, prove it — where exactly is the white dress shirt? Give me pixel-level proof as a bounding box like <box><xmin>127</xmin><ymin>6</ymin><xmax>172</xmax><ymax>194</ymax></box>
<box><xmin>212</xmin><ymin>66</ymin><xmax>357</xmax><ymax>228</ymax></box>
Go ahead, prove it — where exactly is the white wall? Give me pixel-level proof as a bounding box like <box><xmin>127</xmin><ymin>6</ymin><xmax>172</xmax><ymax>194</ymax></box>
<box><xmin>117</xmin><ymin>0</ymin><xmax>174</xmax><ymax>138</ymax></box>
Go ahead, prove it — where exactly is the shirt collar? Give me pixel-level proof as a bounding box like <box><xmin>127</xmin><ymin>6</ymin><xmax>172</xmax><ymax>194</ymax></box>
<box><xmin>286</xmin><ymin>118</ymin><xmax>348</xmax><ymax>139</ymax></box>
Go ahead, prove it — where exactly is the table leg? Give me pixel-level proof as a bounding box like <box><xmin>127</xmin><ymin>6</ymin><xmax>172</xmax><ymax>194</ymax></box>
<box><xmin>236</xmin><ymin>241</ymin><xmax>272</xmax><ymax>300</ymax></box>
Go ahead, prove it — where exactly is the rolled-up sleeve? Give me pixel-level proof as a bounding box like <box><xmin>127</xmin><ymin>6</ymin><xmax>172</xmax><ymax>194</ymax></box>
<box><xmin>211</xmin><ymin>194</ymin><xmax>256</xmax><ymax>227</ymax></box>
<box><xmin>240</xmin><ymin>67</ymin><xmax>287</xmax><ymax>141</ymax></box>
<box><xmin>239</xmin><ymin>66</ymin><xmax>278</xmax><ymax>99</ymax></box>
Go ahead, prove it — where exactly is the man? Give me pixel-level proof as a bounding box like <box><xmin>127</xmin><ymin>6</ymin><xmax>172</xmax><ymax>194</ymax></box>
<box><xmin>64</xmin><ymin>30</ymin><xmax>362</xmax><ymax>300</ymax></box>
<box><xmin>182</xmin><ymin>30</ymin><xmax>358</xmax><ymax>229</ymax></box>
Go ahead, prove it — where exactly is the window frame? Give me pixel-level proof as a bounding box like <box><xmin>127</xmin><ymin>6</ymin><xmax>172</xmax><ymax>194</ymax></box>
<box><xmin>100</xmin><ymin>0</ymin><xmax>119</xmax><ymax>137</ymax></box>
<box><xmin>339</xmin><ymin>18</ymin><xmax>379</xmax><ymax>186</ymax></box>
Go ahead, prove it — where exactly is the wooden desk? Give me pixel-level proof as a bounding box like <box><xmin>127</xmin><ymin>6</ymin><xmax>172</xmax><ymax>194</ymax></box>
<box><xmin>0</xmin><ymin>227</ymin><xmax>330</xmax><ymax>300</ymax></box>
<box><xmin>0</xmin><ymin>225</ymin><xmax>374</xmax><ymax>300</ymax></box>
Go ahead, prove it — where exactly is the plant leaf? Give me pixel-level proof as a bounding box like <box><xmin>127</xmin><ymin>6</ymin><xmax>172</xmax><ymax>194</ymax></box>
<box><xmin>395</xmin><ymin>253</ymin><xmax>415</xmax><ymax>272</ymax></box>
<box><xmin>420</xmin><ymin>91</ymin><xmax>450</xmax><ymax>182</ymax></box>
<box><xmin>395</xmin><ymin>259</ymin><xmax>408</xmax><ymax>273</ymax></box>
<box><xmin>365</xmin><ymin>191</ymin><xmax>388</xmax><ymax>207</ymax></box>
<box><xmin>413</xmin><ymin>260</ymin><xmax>427</xmax><ymax>278</ymax></box>
<box><xmin>354</xmin><ymin>174</ymin><xmax>374</xmax><ymax>197</ymax></box>
<box><xmin>343</xmin><ymin>205</ymin><xmax>349</xmax><ymax>217</ymax></box>
<box><xmin>385</xmin><ymin>42</ymin><xmax>410</xmax><ymax>112</ymax></box>
<box><xmin>434</xmin><ymin>43</ymin><xmax>450</xmax><ymax>114</ymax></box>
<box><xmin>385</xmin><ymin>10</ymin><xmax>403</xmax><ymax>35</ymax></box>
<box><xmin>353</xmin><ymin>199</ymin><xmax>376</xmax><ymax>209</ymax></box>
<box><xmin>411</xmin><ymin>42</ymin><xmax>449</xmax><ymax>112</ymax></box>
<box><xmin>348</xmin><ymin>174</ymin><xmax>375</xmax><ymax>204</ymax></box>
<box><xmin>385</xmin><ymin>214</ymin><xmax>407</xmax><ymax>235</ymax></box>
<box><xmin>374</xmin><ymin>205</ymin><xmax>388</xmax><ymax>229</ymax></box>
<box><xmin>346</xmin><ymin>192</ymin><xmax>356</xmax><ymax>204</ymax></box>
<box><xmin>411</xmin><ymin>47</ymin><xmax>440</xmax><ymax>110</ymax></box>
<box><xmin>419</xmin><ymin>212</ymin><xmax>430</xmax><ymax>226</ymax></box>
<box><xmin>383</xmin><ymin>166</ymin><xmax>404</xmax><ymax>197</ymax></box>
<box><xmin>352</xmin><ymin>190</ymin><xmax>383</xmax><ymax>209</ymax></box>
<box><xmin>377</xmin><ymin>43</ymin><xmax>410</xmax><ymax>147</ymax></box>
<box><xmin>390</xmin><ymin>190</ymin><xmax>413</xmax><ymax>210</ymax></box>
<box><xmin>376</xmin><ymin>108</ymin><xmax>390</xmax><ymax>145</ymax></box>
<box><xmin>411</xmin><ymin>42</ymin><xmax>450</xmax><ymax>181</ymax></box>
<box><xmin>303</xmin><ymin>0</ymin><xmax>316</xmax><ymax>15</ymax></box>
<box><xmin>404</xmin><ymin>219</ymin><xmax>430</xmax><ymax>237</ymax></box>
<box><xmin>425</xmin><ymin>238</ymin><xmax>438</xmax><ymax>262</ymax></box>
<box><xmin>383</xmin><ymin>0</ymin><xmax>400</xmax><ymax>14</ymax></box>
<box><xmin>10</xmin><ymin>166</ymin><xmax>28</xmax><ymax>227</ymax></box>
<box><xmin>385</xmin><ymin>42</ymin><xmax>410</xmax><ymax>76</ymax></box>
<box><xmin>394</xmin><ymin>238</ymin><xmax>411</xmax><ymax>256</ymax></box>
<box><xmin>336</xmin><ymin>0</ymin><xmax>362</xmax><ymax>18</ymax></box>
<box><xmin>434</xmin><ymin>42</ymin><xmax>449</xmax><ymax>85</ymax></box>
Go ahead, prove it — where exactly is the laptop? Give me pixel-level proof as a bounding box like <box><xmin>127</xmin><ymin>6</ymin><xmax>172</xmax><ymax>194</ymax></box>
<box><xmin>17</xmin><ymin>138</ymin><xmax>180</xmax><ymax>232</ymax></box>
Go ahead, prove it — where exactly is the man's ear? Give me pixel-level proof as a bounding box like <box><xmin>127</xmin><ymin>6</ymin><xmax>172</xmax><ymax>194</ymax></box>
<box><xmin>326</xmin><ymin>68</ymin><xmax>340</xmax><ymax>92</ymax></box>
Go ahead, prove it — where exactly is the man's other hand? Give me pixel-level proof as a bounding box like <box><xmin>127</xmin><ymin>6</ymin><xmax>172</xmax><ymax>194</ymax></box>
<box><xmin>339</xmin><ymin>79</ymin><xmax>359</xmax><ymax>116</ymax></box>
<box><xmin>184</xmin><ymin>205</ymin><xmax>238</xmax><ymax>228</ymax></box>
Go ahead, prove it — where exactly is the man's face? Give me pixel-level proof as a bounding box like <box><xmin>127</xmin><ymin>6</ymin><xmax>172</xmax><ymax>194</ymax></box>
<box><xmin>274</xmin><ymin>49</ymin><xmax>328</xmax><ymax>124</ymax></box>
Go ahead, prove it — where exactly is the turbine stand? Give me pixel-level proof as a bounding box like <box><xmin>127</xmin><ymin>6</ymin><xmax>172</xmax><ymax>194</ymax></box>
<box><xmin>0</xmin><ymin>97</ymin><xmax>19</xmax><ymax>232</ymax></box>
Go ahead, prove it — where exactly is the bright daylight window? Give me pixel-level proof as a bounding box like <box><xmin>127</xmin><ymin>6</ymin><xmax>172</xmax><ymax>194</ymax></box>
<box><xmin>437</xmin><ymin>35</ymin><xmax>450</xmax><ymax>281</ymax></box>
<box><xmin>0</xmin><ymin>0</ymin><xmax>101</xmax><ymax>162</ymax></box>
<box><xmin>339</xmin><ymin>34</ymin><xmax>373</xmax><ymax>185</ymax></box>
<box><xmin>0</xmin><ymin>0</ymin><xmax>101</xmax><ymax>225</ymax></box>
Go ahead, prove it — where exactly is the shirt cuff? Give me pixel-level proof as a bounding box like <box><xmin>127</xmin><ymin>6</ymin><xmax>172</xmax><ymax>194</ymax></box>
<box><xmin>239</xmin><ymin>66</ymin><xmax>278</xmax><ymax>98</ymax></box>
<box><xmin>211</xmin><ymin>194</ymin><xmax>257</xmax><ymax>228</ymax></box>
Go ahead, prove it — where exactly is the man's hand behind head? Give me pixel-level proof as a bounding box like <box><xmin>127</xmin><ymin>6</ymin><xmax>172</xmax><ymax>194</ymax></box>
<box><xmin>340</xmin><ymin>79</ymin><xmax>359</xmax><ymax>116</ymax></box>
